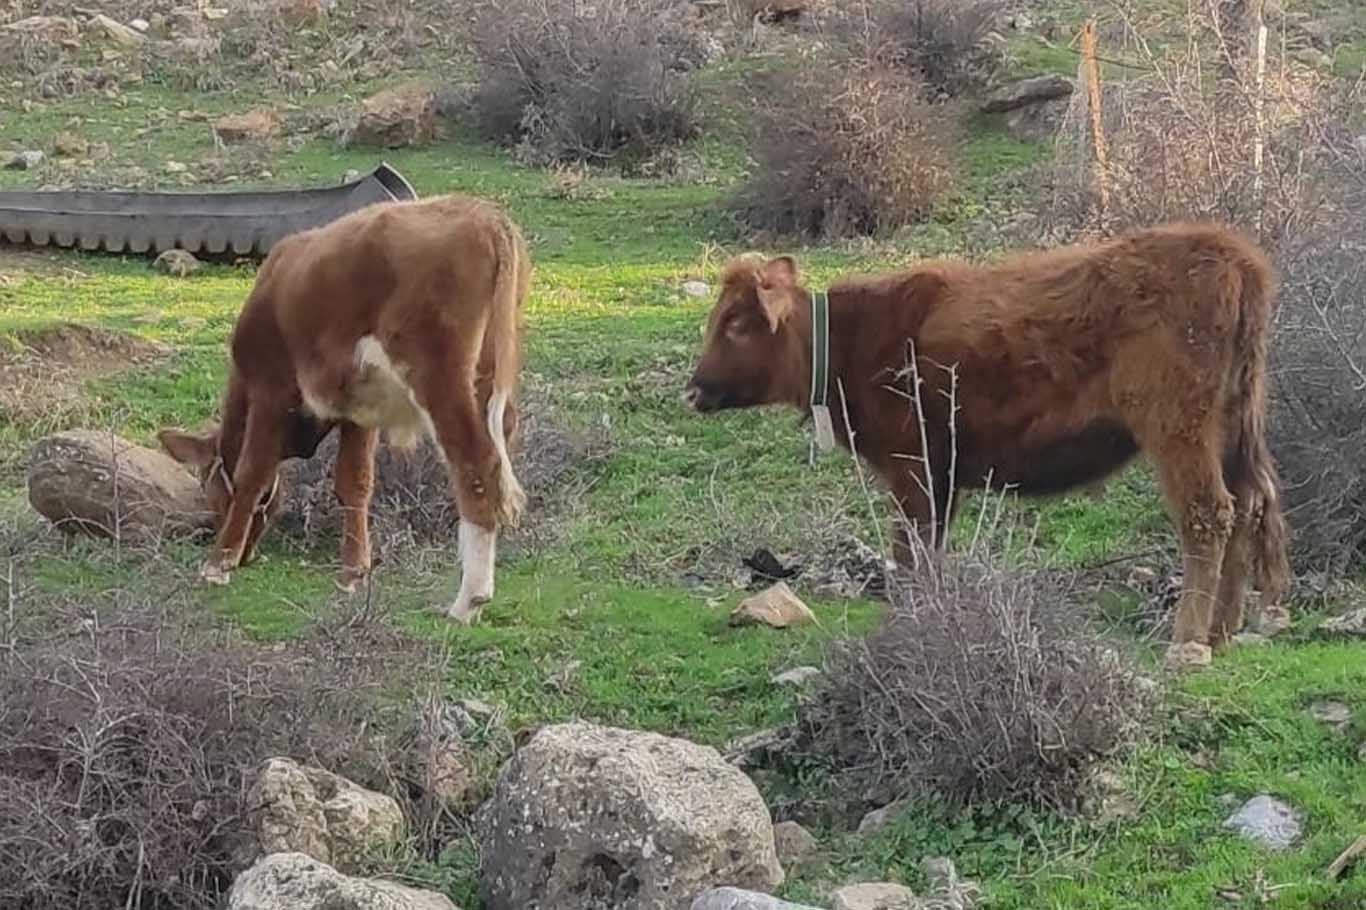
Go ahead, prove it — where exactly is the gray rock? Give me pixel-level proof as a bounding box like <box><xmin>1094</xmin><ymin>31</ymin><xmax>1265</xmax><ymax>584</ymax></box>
<box><xmin>690</xmin><ymin>889</ymin><xmax>821</xmax><ymax>910</ymax></box>
<box><xmin>1002</xmin><ymin>95</ymin><xmax>1070</xmax><ymax>143</ymax></box>
<box><xmin>1222</xmin><ymin>795</ymin><xmax>1303</xmax><ymax>851</ymax></box>
<box><xmin>682</xmin><ymin>279</ymin><xmax>712</xmax><ymax>298</ymax></box>
<box><xmin>5</xmin><ymin>149</ymin><xmax>45</xmax><ymax>170</ymax></box>
<box><xmin>981</xmin><ymin>74</ymin><xmax>1074</xmax><ymax>113</ymax></box>
<box><xmin>27</xmin><ymin>429</ymin><xmax>212</xmax><ymax>542</ymax></box>
<box><xmin>1310</xmin><ymin>701</ymin><xmax>1353</xmax><ymax>731</ymax></box>
<box><xmin>857</xmin><ymin>800</ymin><xmax>907</xmax><ymax>836</ymax></box>
<box><xmin>771</xmin><ymin>666</ymin><xmax>821</xmax><ymax>688</ymax></box>
<box><xmin>478</xmin><ymin>722</ymin><xmax>784</xmax><ymax>910</ymax></box>
<box><xmin>249</xmin><ymin>758</ymin><xmax>405</xmax><ymax>872</ymax></box>
<box><xmin>831</xmin><ymin>882</ymin><xmax>917</xmax><ymax>910</ymax></box>
<box><xmin>153</xmin><ymin>248</ymin><xmax>202</xmax><ymax>277</ymax></box>
<box><xmin>1321</xmin><ymin>608</ymin><xmax>1366</xmax><ymax>638</ymax></box>
<box><xmin>772</xmin><ymin>820</ymin><xmax>818</xmax><ymax>867</ymax></box>
<box><xmin>228</xmin><ymin>852</ymin><xmax>457</xmax><ymax>910</ymax></box>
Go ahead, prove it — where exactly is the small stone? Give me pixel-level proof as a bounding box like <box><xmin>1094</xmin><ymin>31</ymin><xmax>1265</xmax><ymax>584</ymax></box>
<box><xmin>730</xmin><ymin>581</ymin><xmax>817</xmax><ymax>629</ymax></box>
<box><xmin>89</xmin><ymin>13</ymin><xmax>147</xmax><ymax>47</ymax></box>
<box><xmin>1309</xmin><ymin>700</ymin><xmax>1353</xmax><ymax>731</ymax></box>
<box><xmin>153</xmin><ymin>249</ymin><xmax>202</xmax><ymax>277</ymax></box>
<box><xmin>1222</xmin><ymin>795</ymin><xmax>1303</xmax><ymax>852</ymax></box>
<box><xmin>5</xmin><ymin>149</ymin><xmax>45</xmax><ymax>170</ymax></box>
<box><xmin>690</xmin><ymin>889</ymin><xmax>821</xmax><ymax>910</ymax></box>
<box><xmin>164</xmin><ymin>160</ymin><xmax>187</xmax><ymax>174</ymax></box>
<box><xmin>342</xmin><ymin>169</ymin><xmax>360</xmax><ymax>183</ymax></box>
<box><xmin>772</xmin><ymin>665</ymin><xmax>822</xmax><ymax>688</ymax></box>
<box><xmin>212</xmin><ymin>109</ymin><xmax>284</xmax><ymax>143</ymax></box>
<box><xmin>772</xmin><ymin>820</ymin><xmax>819</xmax><ymax>867</ymax></box>
<box><xmin>1232</xmin><ymin>632</ymin><xmax>1268</xmax><ymax>646</ymax></box>
<box><xmin>682</xmin><ymin>279</ymin><xmax>712</xmax><ymax>298</ymax></box>
<box><xmin>857</xmin><ymin>800</ymin><xmax>907</xmax><ymax>836</ymax></box>
<box><xmin>53</xmin><ymin>131</ymin><xmax>89</xmax><ymax>157</ymax></box>
<box><xmin>831</xmin><ymin>882</ymin><xmax>917</xmax><ymax>910</ymax></box>
<box><xmin>1164</xmin><ymin>641</ymin><xmax>1212</xmax><ymax>671</ymax></box>
<box><xmin>130</xmin><ymin>18</ymin><xmax>150</xmax><ymax>31</ymax></box>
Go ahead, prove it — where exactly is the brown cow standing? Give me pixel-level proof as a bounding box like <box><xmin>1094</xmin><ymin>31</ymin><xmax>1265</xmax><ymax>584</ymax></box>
<box><xmin>685</xmin><ymin>222</ymin><xmax>1290</xmax><ymax>667</ymax></box>
<box><xmin>158</xmin><ymin>194</ymin><xmax>530</xmax><ymax>625</ymax></box>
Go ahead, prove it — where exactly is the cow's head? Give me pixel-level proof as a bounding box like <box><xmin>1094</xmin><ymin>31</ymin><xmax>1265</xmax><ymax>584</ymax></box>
<box><xmin>157</xmin><ymin>424</ymin><xmax>280</xmax><ymax>563</ymax></box>
<box><xmin>685</xmin><ymin>254</ymin><xmax>806</xmax><ymax>413</ymax></box>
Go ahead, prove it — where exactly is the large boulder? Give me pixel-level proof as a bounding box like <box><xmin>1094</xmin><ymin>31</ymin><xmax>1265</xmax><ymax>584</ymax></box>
<box><xmin>981</xmin><ymin>74</ymin><xmax>1074</xmax><ymax>114</ymax></box>
<box><xmin>478</xmin><ymin>722</ymin><xmax>785</xmax><ymax>910</ymax></box>
<box><xmin>26</xmin><ymin>430</ymin><xmax>212</xmax><ymax>542</ymax></box>
<box><xmin>229</xmin><ymin>852</ymin><xmax>457</xmax><ymax>910</ymax></box>
<box><xmin>348</xmin><ymin>81</ymin><xmax>437</xmax><ymax>148</ymax></box>
<box><xmin>249</xmin><ymin>758</ymin><xmax>405</xmax><ymax>872</ymax></box>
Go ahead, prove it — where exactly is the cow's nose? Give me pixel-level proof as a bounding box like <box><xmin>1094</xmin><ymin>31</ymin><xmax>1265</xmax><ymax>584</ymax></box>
<box><xmin>682</xmin><ymin>385</ymin><xmax>702</xmax><ymax>409</ymax></box>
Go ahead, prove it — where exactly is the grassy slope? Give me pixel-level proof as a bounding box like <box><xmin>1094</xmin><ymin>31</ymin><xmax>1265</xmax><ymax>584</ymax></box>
<box><xmin>2</xmin><ymin>2</ymin><xmax>1365</xmax><ymax>908</ymax></box>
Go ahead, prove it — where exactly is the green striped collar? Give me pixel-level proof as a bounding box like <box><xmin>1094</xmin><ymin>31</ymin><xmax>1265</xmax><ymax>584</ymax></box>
<box><xmin>809</xmin><ymin>290</ymin><xmax>836</xmax><ymax>452</ymax></box>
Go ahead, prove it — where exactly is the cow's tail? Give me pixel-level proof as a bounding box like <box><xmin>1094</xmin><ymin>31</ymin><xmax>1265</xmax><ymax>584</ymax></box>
<box><xmin>486</xmin><ymin>212</ymin><xmax>530</xmax><ymax>528</ymax></box>
<box><xmin>1224</xmin><ymin>239</ymin><xmax>1290</xmax><ymax>608</ymax></box>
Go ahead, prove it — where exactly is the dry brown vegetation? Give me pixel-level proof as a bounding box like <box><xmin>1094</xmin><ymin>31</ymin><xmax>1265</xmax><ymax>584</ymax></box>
<box><xmin>731</xmin><ymin>53</ymin><xmax>959</xmax><ymax>239</ymax></box>
<box><xmin>464</xmin><ymin>0</ymin><xmax>709</xmax><ymax>167</ymax></box>
<box><xmin>1048</xmin><ymin>2</ymin><xmax>1366</xmax><ymax>573</ymax></box>
<box><xmin>797</xmin><ymin>532</ymin><xmax>1155</xmax><ymax>811</ymax></box>
<box><xmin>0</xmin><ymin>519</ymin><xmax>468</xmax><ymax>910</ymax></box>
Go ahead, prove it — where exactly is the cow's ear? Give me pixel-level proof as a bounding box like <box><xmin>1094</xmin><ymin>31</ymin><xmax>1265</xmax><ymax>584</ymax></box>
<box><xmin>761</xmin><ymin>255</ymin><xmax>798</xmax><ymax>288</ymax></box>
<box><xmin>756</xmin><ymin>256</ymin><xmax>799</xmax><ymax>332</ymax></box>
<box><xmin>157</xmin><ymin>427</ymin><xmax>217</xmax><ymax>470</ymax></box>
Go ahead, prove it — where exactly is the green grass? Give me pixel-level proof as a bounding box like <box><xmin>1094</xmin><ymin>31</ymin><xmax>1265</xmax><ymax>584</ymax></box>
<box><xmin>3</xmin><ymin>1</ymin><xmax>1366</xmax><ymax>907</ymax></box>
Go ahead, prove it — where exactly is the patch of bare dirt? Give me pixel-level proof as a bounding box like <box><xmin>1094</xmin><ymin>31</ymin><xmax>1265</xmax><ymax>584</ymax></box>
<box><xmin>0</xmin><ymin>322</ymin><xmax>168</xmax><ymax>425</ymax></box>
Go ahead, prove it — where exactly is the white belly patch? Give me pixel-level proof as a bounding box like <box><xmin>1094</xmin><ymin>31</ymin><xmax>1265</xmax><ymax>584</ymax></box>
<box><xmin>301</xmin><ymin>335</ymin><xmax>433</xmax><ymax>451</ymax></box>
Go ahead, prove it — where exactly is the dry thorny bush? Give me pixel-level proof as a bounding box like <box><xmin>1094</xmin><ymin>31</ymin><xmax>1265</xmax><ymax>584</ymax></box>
<box><xmin>464</xmin><ymin>0</ymin><xmax>709</xmax><ymax>169</ymax></box>
<box><xmin>0</xmin><ymin>519</ymin><xmax>482</xmax><ymax>910</ymax></box>
<box><xmin>733</xmin><ymin>51</ymin><xmax>958</xmax><ymax>239</ymax></box>
<box><xmin>831</xmin><ymin>0</ymin><xmax>1010</xmax><ymax>99</ymax></box>
<box><xmin>1048</xmin><ymin>2</ymin><xmax>1366</xmax><ymax>574</ymax></box>
<box><xmin>797</xmin><ymin>518</ymin><xmax>1155</xmax><ymax>812</ymax></box>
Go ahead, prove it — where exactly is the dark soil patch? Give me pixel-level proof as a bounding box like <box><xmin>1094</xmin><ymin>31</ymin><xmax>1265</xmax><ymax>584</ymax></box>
<box><xmin>0</xmin><ymin>322</ymin><xmax>168</xmax><ymax>425</ymax></box>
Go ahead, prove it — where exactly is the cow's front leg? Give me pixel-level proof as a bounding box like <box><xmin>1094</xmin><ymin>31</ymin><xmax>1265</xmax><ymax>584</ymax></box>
<box><xmin>202</xmin><ymin>406</ymin><xmax>284</xmax><ymax>585</ymax></box>
<box><xmin>333</xmin><ymin>421</ymin><xmax>379</xmax><ymax>593</ymax></box>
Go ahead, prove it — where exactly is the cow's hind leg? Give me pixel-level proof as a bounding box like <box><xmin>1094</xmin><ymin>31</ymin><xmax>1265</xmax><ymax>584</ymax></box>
<box><xmin>334</xmin><ymin>420</ymin><xmax>379</xmax><ymax>593</ymax></box>
<box><xmin>1152</xmin><ymin>444</ymin><xmax>1235</xmax><ymax>669</ymax></box>
<box><xmin>412</xmin><ymin>368</ymin><xmax>505</xmax><ymax>626</ymax></box>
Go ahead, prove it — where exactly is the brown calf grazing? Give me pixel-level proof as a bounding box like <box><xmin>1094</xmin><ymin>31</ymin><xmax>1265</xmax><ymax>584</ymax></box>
<box><xmin>157</xmin><ymin>194</ymin><xmax>530</xmax><ymax>625</ymax></box>
<box><xmin>685</xmin><ymin>222</ymin><xmax>1290</xmax><ymax>666</ymax></box>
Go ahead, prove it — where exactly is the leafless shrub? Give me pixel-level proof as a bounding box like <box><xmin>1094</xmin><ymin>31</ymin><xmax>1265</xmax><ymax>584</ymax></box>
<box><xmin>1049</xmin><ymin>3</ymin><xmax>1366</xmax><ymax>573</ymax></box>
<box><xmin>465</xmin><ymin>0</ymin><xmax>706</xmax><ymax>167</ymax></box>
<box><xmin>0</xmin><ymin>587</ymin><xmax>446</xmax><ymax>909</ymax></box>
<box><xmin>797</xmin><ymin>534</ymin><xmax>1155</xmax><ymax>810</ymax></box>
<box><xmin>839</xmin><ymin>0</ymin><xmax>1010</xmax><ymax>98</ymax></box>
<box><xmin>732</xmin><ymin>51</ymin><xmax>959</xmax><ymax>239</ymax></box>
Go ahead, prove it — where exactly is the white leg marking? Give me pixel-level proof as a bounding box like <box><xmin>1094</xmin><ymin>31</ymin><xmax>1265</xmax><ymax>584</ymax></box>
<box><xmin>487</xmin><ymin>389</ymin><xmax>527</xmax><ymax>527</ymax></box>
<box><xmin>446</xmin><ymin>521</ymin><xmax>497</xmax><ymax>625</ymax></box>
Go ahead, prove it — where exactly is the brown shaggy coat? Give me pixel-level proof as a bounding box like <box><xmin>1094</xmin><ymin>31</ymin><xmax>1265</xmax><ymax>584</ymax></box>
<box><xmin>158</xmin><ymin>194</ymin><xmax>530</xmax><ymax>625</ymax></box>
<box><xmin>685</xmin><ymin>222</ymin><xmax>1290</xmax><ymax>657</ymax></box>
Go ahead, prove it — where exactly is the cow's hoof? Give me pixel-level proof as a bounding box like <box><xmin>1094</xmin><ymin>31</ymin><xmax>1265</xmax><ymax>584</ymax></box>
<box><xmin>1164</xmin><ymin>641</ymin><xmax>1212</xmax><ymax>671</ymax></box>
<box><xmin>335</xmin><ymin>568</ymin><xmax>369</xmax><ymax>594</ymax></box>
<box><xmin>444</xmin><ymin>595</ymin><xmax>491</xmax><ymax>626</ymax></box>
<box><xmin>199</xmin><ymin>561</ymin><xmax>231</xmax><ymax>586</ymax></box>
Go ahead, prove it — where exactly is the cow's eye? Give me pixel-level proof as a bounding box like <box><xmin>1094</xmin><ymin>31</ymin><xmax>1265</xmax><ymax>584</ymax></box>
<box><xmin>725</xmin><ymin>314</ymin><xmax>749</xmax><ymax>339</ymax></box>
